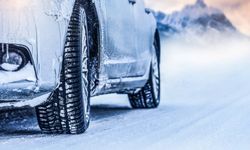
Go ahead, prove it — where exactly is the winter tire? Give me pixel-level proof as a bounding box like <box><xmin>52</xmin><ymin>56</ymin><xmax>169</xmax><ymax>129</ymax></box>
<box><xmin>128</xmin><ymin>33</ymin><xmax>161</xmax><ymax>108</ymax></box>
<box><xmin>35</xmin><ymin>2</ymin><xmax>90</xmax><ymax>134</ymax></box>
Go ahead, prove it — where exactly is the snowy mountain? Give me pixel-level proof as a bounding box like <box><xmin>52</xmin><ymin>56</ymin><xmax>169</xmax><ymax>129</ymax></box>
<box><xmin>153</xmin><ymin>0</ymin><xmax>237</xmax><ymax>36</ymax></box>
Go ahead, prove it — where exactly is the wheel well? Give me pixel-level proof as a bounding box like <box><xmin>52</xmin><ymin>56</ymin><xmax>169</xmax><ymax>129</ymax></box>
<box><xmin>80</xmin><ymin>0</ymin><xmax>100</xmax><ymax>60</ymax></box>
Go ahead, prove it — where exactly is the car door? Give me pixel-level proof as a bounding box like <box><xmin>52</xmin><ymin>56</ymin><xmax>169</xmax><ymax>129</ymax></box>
<box><xmin>100</xmin><ymin>0</ymin><xmax>138</xmax><ymax>79</ymax></box>
<box><xmin>132</xmin><ymin>0</ymin><xmax>156</xmax><ymax>76</ymax></box>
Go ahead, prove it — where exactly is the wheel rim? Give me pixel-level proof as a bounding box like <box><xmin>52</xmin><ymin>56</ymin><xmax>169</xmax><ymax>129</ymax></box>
<box><xmin>80</xmin><ymin>8</ymin><xmax>90</xmax><ymax>124</ymax></box>
<box><xmin>152</xmin><ymin>47</ymin><xmax>160</xmax><ymax>103</ymax></box>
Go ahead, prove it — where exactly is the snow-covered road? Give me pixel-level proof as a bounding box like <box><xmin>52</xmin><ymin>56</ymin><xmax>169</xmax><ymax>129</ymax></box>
<box><xmin>0</xmin><ymin>37</ymin><xmax>250</xmax><ymax>150</ymax></box>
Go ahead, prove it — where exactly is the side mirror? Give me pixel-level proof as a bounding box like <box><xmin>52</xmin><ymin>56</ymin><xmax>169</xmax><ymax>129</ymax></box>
<box><xmin>145</xmin><ymin>8</ymin><xmax>152</xmax><ymax>14</ymax></box>
<box><xmin>128</xmin><ymin>0</ymin><xmax>136</xmax><ymax>5</ymax></box>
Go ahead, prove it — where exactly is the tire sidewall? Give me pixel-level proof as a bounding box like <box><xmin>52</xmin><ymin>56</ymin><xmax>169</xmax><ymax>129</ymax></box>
<box><xmin>79</xmin><ymin>6</ymin><xmax>91</xmax><ymax>128</ymax></box>
<box><xmin>150</xmin><ymin>40</ymin><xmax>161</xmax><ymax>107</ymax></box>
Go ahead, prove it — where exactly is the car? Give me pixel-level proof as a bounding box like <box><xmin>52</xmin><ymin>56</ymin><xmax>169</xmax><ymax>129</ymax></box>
<box><xmin>0</xmin><ymin>0</ymin><xmax>161</xmax><ymax>134</ymax></box>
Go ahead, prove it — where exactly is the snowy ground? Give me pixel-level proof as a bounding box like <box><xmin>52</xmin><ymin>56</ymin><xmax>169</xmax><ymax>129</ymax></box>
<box><xmin>0</xmin><ymin>36</ymin><xmax>250</xmax><ymax>150</ymax></box>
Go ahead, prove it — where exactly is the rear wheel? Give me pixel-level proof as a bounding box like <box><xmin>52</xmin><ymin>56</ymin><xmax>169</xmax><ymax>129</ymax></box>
<box><xmin>35</xmin><ymin>3</ymin><xmax>90</xmax><ymax>134</ymax></box>
<box><xmin>128</xmin><ymin>35</ymin><xmax>161</xmax><ymax>108</ymax></box>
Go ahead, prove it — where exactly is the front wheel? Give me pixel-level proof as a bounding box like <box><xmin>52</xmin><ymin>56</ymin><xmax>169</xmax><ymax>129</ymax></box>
<box><xmin>128</xmin><ymin>36</ymin><xmax>161</xmax><ymax>108</ymax></box>
<box><xmin>35</xmin><ymin>3</ymin><xmax>90</xmax><ymax>134</ymax></box>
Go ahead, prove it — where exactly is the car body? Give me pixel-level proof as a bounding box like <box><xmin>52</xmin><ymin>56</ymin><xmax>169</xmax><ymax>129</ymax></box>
<box><xmin>0</xmin><ymin>0</ymin><xmax>160</xmax><ymax>134</ymax></box>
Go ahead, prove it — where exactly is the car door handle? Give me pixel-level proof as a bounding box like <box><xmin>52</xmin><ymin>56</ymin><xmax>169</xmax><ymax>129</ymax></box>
<box><xmin>128</xmin><ymin>0</ymin><xmax>136</xmax><ymax>5</ymax></box>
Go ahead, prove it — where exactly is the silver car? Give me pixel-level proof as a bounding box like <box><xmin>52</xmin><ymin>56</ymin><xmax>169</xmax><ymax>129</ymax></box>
<box><xmin>0</xmin><ymin>0</ymin><xmax>161</xmax><ymax>134</ymax></box>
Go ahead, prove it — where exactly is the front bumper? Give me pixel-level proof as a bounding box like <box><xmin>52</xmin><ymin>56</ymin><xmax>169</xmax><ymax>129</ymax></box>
<box><xmin>0</xmin><ymin>81</ymin><xmax>52</xmax><ymax>101</ymax></box>
<box><xmin>0</xmin><ymin>61</ymin><xmax>53</xmax><ymax>97</ymax></box>
<box><xmin>0</xmin><ymin>0</ymin><xmax>75</xmax><ymax>108</ymax></box>
<box><xmin>0</xmin><ymin>58</ymin><xmax>54</xmax><ymax>108</ymax></box>
<box><xmin>0</xmin><ymin>82</ymin><xmax>52</xmax><ymax>109</ymax></box>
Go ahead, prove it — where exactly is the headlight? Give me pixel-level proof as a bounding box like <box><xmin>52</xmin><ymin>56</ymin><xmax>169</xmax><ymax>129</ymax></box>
<box><xmin>1</xmin><ymin>52</ymin><xmax>23</xmax><ymax>71</ymax></box>
<box><xmin>0</xmin><ymin>44</ymin><xmax>30</xmax><ymax>72</ymax></box>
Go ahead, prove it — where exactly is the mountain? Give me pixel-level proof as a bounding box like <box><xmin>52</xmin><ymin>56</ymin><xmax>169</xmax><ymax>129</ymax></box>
<box><xmin>153</xmin><ymin>0</ymin><xmax>237</xmax><ymax>36</ymax></box>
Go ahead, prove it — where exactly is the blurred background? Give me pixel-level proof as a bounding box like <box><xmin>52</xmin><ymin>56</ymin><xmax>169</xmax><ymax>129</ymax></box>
<box><xmin>145</xmin><ymin>0</ymin><xmax>250</xmax><ymax>36</ymax></box>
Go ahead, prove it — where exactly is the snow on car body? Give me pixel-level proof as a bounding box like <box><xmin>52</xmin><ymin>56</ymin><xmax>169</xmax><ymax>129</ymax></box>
<box><xmin>0</xmin><ymin>0</ymin><xmax>161</xmax><ymax>134</ymax></box>
<box><xmin>0</xmin><ymin>0</ymin><xmax>75</xmax><ymax>105</ymax></box>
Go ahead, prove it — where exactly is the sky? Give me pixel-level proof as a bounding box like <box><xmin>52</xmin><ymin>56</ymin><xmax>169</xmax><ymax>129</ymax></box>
<box><xmin>145</xmin><ymin>0</ymin><xmax>250</xmax><ymax>36</ymax></box>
